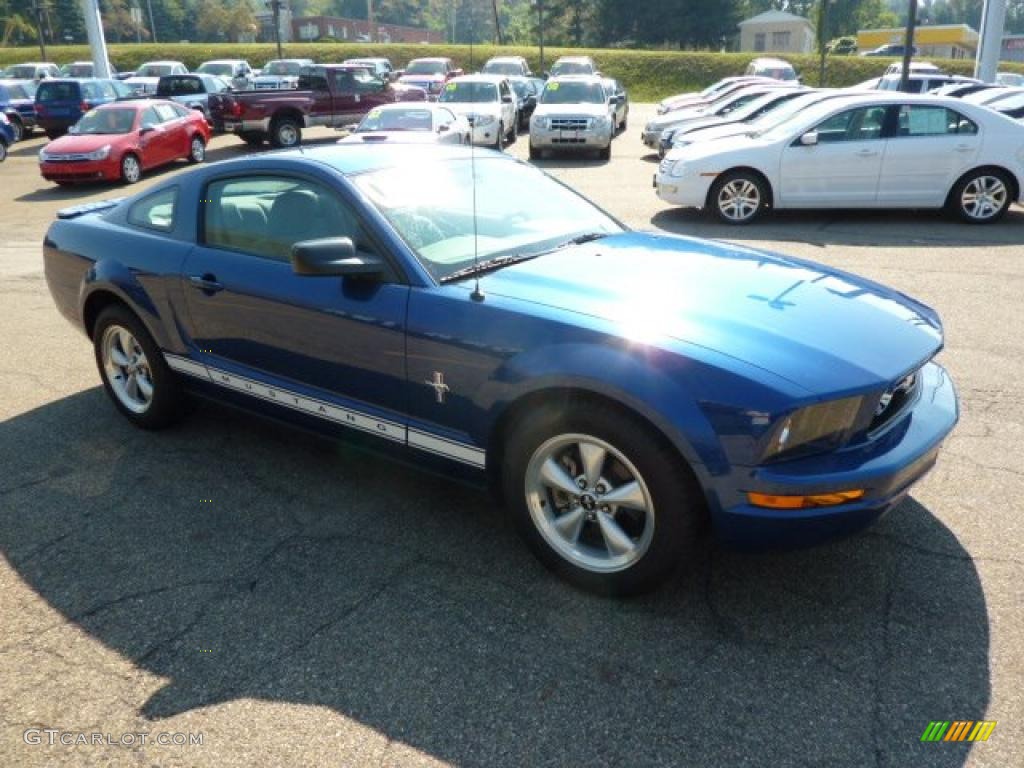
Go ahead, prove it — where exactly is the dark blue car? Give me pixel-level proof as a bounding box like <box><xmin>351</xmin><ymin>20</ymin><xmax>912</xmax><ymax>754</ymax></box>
<box><xmin>42</xmin><ymin>146</ymin><xmax>958</xmax><ymax>594</ymax></box>
<box><xmin>0</xmin><ymin>113</ymin><xmax>14</xmax><ymax>160</ymax></box>
<box><xmin>34</xmin><ymin>77</ymin><xmax>132</xmax><ymax>138</ymax></box>
<box><xmin>0</xmin><ymin>79</ymin><xmax>37</xmax><ymax>141</ymax></box>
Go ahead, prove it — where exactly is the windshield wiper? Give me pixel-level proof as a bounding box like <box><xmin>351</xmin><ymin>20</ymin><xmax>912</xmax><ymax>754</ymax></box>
<box><xmin>440</xmin><ymin>253</ymin><xmax>542</xmax><ymax>283</ymax></box>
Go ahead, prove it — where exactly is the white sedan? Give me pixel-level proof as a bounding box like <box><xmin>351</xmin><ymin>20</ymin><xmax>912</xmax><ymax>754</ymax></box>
<box><xmin>655</xmin><ymin>92</ymin><xmax>1024</xmax><ymax>224</ymax></box>
<box><xmin>338</xmin><ymin>104</ymin><xmax>470</xmax><ymax>145</ymax></box>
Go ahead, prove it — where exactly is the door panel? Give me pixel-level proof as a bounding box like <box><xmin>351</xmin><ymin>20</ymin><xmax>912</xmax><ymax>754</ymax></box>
<box><xmin>177</xmin><ymin>174</ymin><xmax>409</xmax><ymax>420</ymax></box>
<box><xmin>877</xmin><ymin>105</ymin><xmax>981</xmax><ymax>207</ymax></box>
<box><xmin>778</xmin><ymin>106</ymin><xmax>889</xmax><ymax>208</ymax></box>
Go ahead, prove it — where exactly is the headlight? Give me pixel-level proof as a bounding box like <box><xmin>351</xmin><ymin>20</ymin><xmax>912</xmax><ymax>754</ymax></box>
<box><xmin>86</xmin><ymin>144</ymin><xmax>111</xmax><ymax>161</ymax></box>
<box><xmin>668</xmin><ymin>159</ymin><xmax>686</xmax><ymax>178</ymax></box>
<box><xmin>38</xmin><ymin>148</ymin><xmax>49</xmax><ymax>162</ymax></box>
<box><xmin>762</xmin><ymin>396</ymin><xmax>864</xmax><ymax>461</ymax></box>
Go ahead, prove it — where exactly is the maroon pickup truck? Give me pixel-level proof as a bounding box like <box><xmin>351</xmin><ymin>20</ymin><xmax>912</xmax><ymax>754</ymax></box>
<box><xmin>220</xmin><ymin>64</ymin><xmax>426</xmax><ymax>148</ymax></box>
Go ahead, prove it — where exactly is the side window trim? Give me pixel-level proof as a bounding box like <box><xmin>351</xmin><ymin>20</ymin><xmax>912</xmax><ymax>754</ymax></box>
<box><xmin>127</xmin><ymin>186</ymin><xmax>179</xmax><ymax>233</ymax></box>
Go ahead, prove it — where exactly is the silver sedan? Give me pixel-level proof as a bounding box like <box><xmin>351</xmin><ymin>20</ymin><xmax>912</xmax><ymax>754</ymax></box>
<box><xmin>338</xmin><ymin>104</ymin><xmax>471</xmax><ymax>146</ymax></box>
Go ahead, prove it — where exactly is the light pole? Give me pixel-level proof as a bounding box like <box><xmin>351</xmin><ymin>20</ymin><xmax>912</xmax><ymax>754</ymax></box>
<box><xmin>899</xmin><ymin>0</ymin><xmax>918</xmax><ymax>92</ymax></box>
<box><xmin>818</xmin><ymin>0</ymin><xmax>833</xmax><ymax>86</ymax></box>
<box><xmin>267</xmin><ymin>0</ymin><xmax>285</xmax><ymax>59</ymax></box>
<box><xmin>31</xmin><ymin>0</ymin><xmax>49</xmax><ymax>61</ymax></box>
<box><xmin>535</xmin><ymin>0</ymin><xmax>545</xmax><ymax>73</ymax></box>
<box><xmin>146</xmin><ymin>0</ymin><xmax>157</xmax><ymax>43</ymax></box>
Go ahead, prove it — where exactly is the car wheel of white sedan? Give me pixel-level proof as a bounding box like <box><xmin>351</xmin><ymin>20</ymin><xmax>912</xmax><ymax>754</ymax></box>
<box><xmin>951</xmin><ymin>169</ymin><xmax>1012</xmax><ymax>224</ymax></box>
<box><xmin>93</xmin><ymin>305</ymin><xmax>184</xmax><ymax>430</ymax></box>
<box><xmin>710</xmin><ymin>171</ymin><xmax>767</xmax><ymax>225</ymax></box>
<box><xmin>503</xmin><ymin>403</ymin><xmax>703</xmax><ymax>595</ymax></box>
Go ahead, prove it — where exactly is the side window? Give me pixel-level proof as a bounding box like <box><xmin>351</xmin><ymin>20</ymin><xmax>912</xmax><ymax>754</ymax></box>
<box><xmin>99</xmin><ymin>81</ymin><xmax>117</xmax><ymax>99</ymax></box>
<box><xmin>154</xmin><ymin>103</ymin><xmax>178</xmax><ymax>122</ymax></box>
<box><xmin>204</xmin><ymin>176</ymin><xmax>374</xmax><ymax>262</ymax></box>
<box><xmin>814</xmin><ymin>106</ymin><xmax>887</xmax><ymax>143</ymax></box>
<box><xmin>300</xmin><ymin>67</ymin><xmax>329</xmax><ymax>91</ymax></box>
<box><xmin>896</xmin><ymin>105</ymin><xmax>978</xmax><ymax>137</ymax></box>
<box><xmin>140</xmin><ymin>106</ymin><xmax>161</xmax><ymax>127</ymax></box>
<box><xmin>128</xmin><ymin>187</ymin><xmax>177</xmax><ymax>232</ymax></box>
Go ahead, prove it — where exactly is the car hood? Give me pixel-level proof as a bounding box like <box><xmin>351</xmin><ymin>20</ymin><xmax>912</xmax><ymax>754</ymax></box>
<box><xmin>667</xmin><ymin>131</ymin><xmax>774</xmax><ymax>163</ymax></box>
<box><xmin>649</xmin><ymin>107</ymin><xmax>709</xmax><ymax>130</ymax></box>
<box><xmin>474</xmin><ymin>232</ymin><xmax>943</xmax><ymax>393</ymax></box>
<box><xmin>676</xmin><ymin>123</ymin><xmax>753</xmax><ymax>145</ymax></box>
<box><xmin>400</xmin><ymin>74</ymin><xmax>445</xmax><ymax>83</ymax></box>
<box><xmin>533</xmin><ymin>103</ymin><xmax>608</xmax><ymax>119</ymax></box>
<box><xmin>43</xmin><ymin>133</ymin><xmax>130</xmax><ymax>153</ymax></box>
<box><xmin>338</xmin><ymin>131</ymin><xmax>441</xmax><ymax>144</ymax></box>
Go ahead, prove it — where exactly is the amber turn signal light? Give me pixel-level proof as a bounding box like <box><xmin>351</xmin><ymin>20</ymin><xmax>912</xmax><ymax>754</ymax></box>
<box><xmin>747</xmin><ymin>490</ymin><xmax>865</xmax><ymax>510</ymax></box>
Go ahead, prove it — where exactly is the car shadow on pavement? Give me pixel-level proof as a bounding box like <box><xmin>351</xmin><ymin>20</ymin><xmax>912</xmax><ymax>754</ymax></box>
<box><xmin>652</xmin><ymin>207</ymin><xmax>1024</xmax><ymax>248</ymax></box>
<box><xmin>0</xmin><ymin>390</ymin><xmax>989</xmax><ymax>767</ymax></box>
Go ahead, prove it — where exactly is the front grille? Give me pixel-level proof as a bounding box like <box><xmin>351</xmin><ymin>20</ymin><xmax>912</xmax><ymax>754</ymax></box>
<box><xmin>869</xmin><ymin>371</ymin><xmax>920</xmax><ymax>433</ymax></box>
<box><xmin>552</xmin><ymin>137</ymin><xmax>587</xmax><ymax>143</ymax></box>
<box><xmin>43</xmin><ymin>153</ymin><xmax>90</xmax><ymax>162</ymax></box>
<box><xmin>550</xmin><ymin>117</ymin><xmax>590</xmax><ymax>131</ymax></box>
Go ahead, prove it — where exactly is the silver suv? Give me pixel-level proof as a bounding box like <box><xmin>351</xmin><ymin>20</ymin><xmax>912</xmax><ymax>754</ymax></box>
<box><xmin>529</xmin><ymin>76</ymin><xmax>616</xmax><ymax>160</ymax></box>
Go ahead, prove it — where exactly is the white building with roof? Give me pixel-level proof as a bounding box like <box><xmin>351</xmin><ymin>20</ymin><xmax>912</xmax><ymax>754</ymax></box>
<box><xmin>738</xmin><ymin>10</ymin><xmax>816</xmax><ymax>54</ymax></box>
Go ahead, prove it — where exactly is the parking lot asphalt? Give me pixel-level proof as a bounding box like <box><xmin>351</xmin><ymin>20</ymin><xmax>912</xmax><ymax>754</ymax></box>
<box><xmin>1</xmin><ymin>104</ymin><xmax>1022</xmax><ymax>768</ymax></box>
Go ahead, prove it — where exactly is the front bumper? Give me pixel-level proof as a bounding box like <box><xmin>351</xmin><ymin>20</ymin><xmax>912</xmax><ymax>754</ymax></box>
<box><xmin>224</xmin><ymin>118</ymin><xmax>271</xmax><ymax>135</ymax></box>
<box><xmin>642</xmin><ymin>126</ymin><xmax>665</xmax><ymax>149</ymax></box>
<box><xmin>469</xmin><ymin>120</ymin><xmax>501</xmax><ymax>145</ymax></box>
<box><xmin>40</xmin><ymin>157</ymin><xmax>120</xmax><ymax>183</ymax></box>
<box><xmin>530</xmin><ymin>125</ymin><xmax>611</xmax><ymax>151</ymax></box>
<box><xmin>710</xmin><ymin>361</ymin><xmax>959</xmax><ymax>548</ymax></box>
<box><xmin>654</xmin><ymin>161</ymin><xmax>715</xmax><ymax>208</ymax></box>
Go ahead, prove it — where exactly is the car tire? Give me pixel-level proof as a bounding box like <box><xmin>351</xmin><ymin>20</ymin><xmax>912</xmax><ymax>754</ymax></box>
<box><xmin>598</xmin><ymin>143</ymin><xmax>611</xmax><ymax>161</ymax></box>
<box><xmin>528</xmin><ymin>142</ymin><xmax>540</xmax><ymax>161</ymax></box>
<box><xmin>188</xmin><ymin>134</ymin><xmax>206</xmax><ymax>163</ymax></box>
<box><xmin>502</xmin><ymin>402</ymin><xmax>703</xmax><ymax>596</ymax></box>
<box><xmin>92</xmin><ymin>305</ymin><xmax>185</xmax><ymax>430</ymax></box>
<box><xmin>270</xmin><ymin>116</ymin><xmax>302</xmax><ymax>148</ymax></box>
<box><xmin>120</xmin><ymin>152</ymin><xmax>142</xmax><ymax>184</ymax></box>
<box><xmin>507</xmin><ymin>119</ymin><xmax>517</xmax><ymax>143</ymax></box>
<box><xmin>9</xmin><ymin>118</ymin><xmax>23</xmax><ymax>142</ymax></box>
<box><xmin>0</xmin><ymin>140</ymin><xmax>6</xmax><ymax>163</ymax></box>
<box><xmin>239</xmin><ymin>131</ymin><xmax>262</xmax><ymax>147</ymax></box>
<box><xmin>709</xmin><ymin>170</ymin><xmax>768</xmax><ymax>225</ymax></box>
<box><xmin>493</xmin><ymin>123</ymin><xmax>504</xmax><ymax>151</ymax></box>
<box><xmin>949</xmin><ymin>168</ymin><xmax>1013</xmax><ymax>224</ymax></box>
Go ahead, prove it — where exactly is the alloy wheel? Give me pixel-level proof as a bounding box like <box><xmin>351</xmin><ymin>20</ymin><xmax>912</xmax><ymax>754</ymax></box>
<box><xmin>101</xmin><ymin>325</ymin><xmax>154</xmax><ymax>414</ymax></box>
<box><xmin>190</xmin><ymin>136</ymin><xmax>205</xmax><ymax>162</ymax></box>
<box><xmin>960</xmin><ymin>175</ymin><xmax>1007</xmax><ymax>221</ymax></box>
<box><xmin>717</xmin><ymin>178</ymin><xmax>761</xmax><ymax>223</ymax></box>
<box><xmin>121</xmin><ymin>154</ymin><xmax>141</xmax><ymax>183</ymax></box>
<box><xmin>524</xmin><ymin>433</ymin><xmax>656</xmax><ymax>573</ymax></box>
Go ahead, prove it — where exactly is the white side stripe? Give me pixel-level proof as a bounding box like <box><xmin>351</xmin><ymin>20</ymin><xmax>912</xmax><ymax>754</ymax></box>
<box><xmin>163</xmin><ymin>353</ymin><xmax>485</xmax><ymax>465</ymax></box>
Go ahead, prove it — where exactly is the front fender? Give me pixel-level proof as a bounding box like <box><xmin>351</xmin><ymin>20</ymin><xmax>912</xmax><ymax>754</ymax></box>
<box><xmin>479</xmin><ymin>341</ymin><xmax>731</xmax><ymax>482</ymax></box>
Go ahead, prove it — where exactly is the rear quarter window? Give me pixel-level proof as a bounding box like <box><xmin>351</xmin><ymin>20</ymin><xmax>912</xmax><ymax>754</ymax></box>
<box><xmin>128</xmin><ymin>187</ymin><xmax>178</xmax><ymax>232</ymax></box>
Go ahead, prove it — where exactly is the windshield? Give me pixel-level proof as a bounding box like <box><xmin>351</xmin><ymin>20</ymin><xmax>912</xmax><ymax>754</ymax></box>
<box><xmin>357</xmin><ymin>107</ymin><xmax>433</xmax><ymax>132</ymax></box>
<box><xmin>551</xmin><ymin>61</ymin><xmax>593</xmax><ymax>76</ymax></box>
<box><xmin>6</xmin><ymin>66</ymin><xmax>39</xmax><ymax>79</ymax></box>
<box><xmin>63</xmin><ymin>64</ymin><xmax>93</xmax><ymax>77</ymax></box>
<box><xmin>756</xmin><ymin>99</ymin><xmax>843</xmax><ymax>142</ymax></box>
<box><xmin>3</xmin><ymin>82</ymin><xmax>34</xmax><ymax>99</ymax></box>
<box><xmin>137</xmin><ymin>64</ymin><xmax>173</xmax><ymax>77</ymax></box>
<box><xmin>748</xmin><ymin>94</ymin><xmax>833</xmax><ymax>133</ymax></box>
<box><xmin>37</xmin><ymin>82</ymin><xmax>79</xmax><ymax>102</ymax></box>
<box><xmin>352</xmin><ymin>158</ymin><xmax>622</xmax><ymax>282</ymax></box>
<box><xmin>264</xmin><ymin>61</ymin><xmax>303</xmax><ymax>76</ymax></box>
<box><xmin>198</xmin><ymin>63</ymin><xmax>233</xmax><ymax>76</ymax></box>
<box><xmin>541</xmin><ymin>81</ymin><xmax>605</xmax><ymax>104</ymax></box>
<box><xmin>407</xmin><ymin>60</ymin><xmax>445</xmax><ymax>75</ymax></box>
<box><xmin>440</xmin><ymin>81</ymin><xmax>497</xmax><ymax>103</ymax></box>
<box><xmin>483</xmin><ymin>61</ymin><xmax>523</xmax><ymax>76</ymax></box>
<box><xmin>158</xmin><ymin>76</ymin><xmax>203</xmax><ymax>95</ymax></box>
<box><xmin>75</xmin><ymin>108</ymin><xmax>136</xmax><ymax>134</ymax></box>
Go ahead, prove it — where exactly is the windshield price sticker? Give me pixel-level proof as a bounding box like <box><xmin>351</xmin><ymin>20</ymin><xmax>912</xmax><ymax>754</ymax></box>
<box><xmin>368</xmin><ymin>108</ymin><xmax>382</xmax><ymax>118</ymax></box>
<box><xmin>548</xmin><ymin>82</ymin><xmax>560</xmax><ymax>91</ymax></box>
<box><xmin>446</xmin><ymin>82</ymin><xmax>457</xmax><ymax>91</ymax></box>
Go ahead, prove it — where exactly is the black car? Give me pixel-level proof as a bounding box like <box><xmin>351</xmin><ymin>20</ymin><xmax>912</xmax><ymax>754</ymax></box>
<box><xmin>156</xmin><ymin>74</ymin><xmax>234</xmax><ymax>132</ymax></box>
<box><xmin>508</xmin><ymin>76</ymin><xmax>541</xmax><ymax>129</ymax></box>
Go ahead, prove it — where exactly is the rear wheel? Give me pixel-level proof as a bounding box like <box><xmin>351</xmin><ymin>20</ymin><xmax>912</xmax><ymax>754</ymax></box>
<box><xmin>120</xmin><ymin>153</ymin><xmax>142</xmax><ymax>184</ymax></box>
<box><xmin>188</xmin><ymin>134</ymin><xmax>206</xmax><ymax>163</ymax></box>
<box><xmin>93</xmin><ymin>305</ymin><xmax>184</xmax><ymax>430</ymax></box>
<box><xmin>502</xmin><ymin>403</ymin><xmax>703</xmax><ymax>595</ymax></box>
<box><xmin>9</xmin><ymin>118</ymin><xmax>23</xmax><ymax>142</ymax></box>
<box><xmin>270</xmin><ymin>116</ymin><xmax>301</xmax><ymax>148</ymax></box>
<box><xmin>709</xmin><ymin>171</ymin><xmax>768</xmax><ymax>225</ymax></box>
<box><xmin>949</xmin><ymin>169</ymin><xmax>1012</xmax><ymax>224</ymax></box>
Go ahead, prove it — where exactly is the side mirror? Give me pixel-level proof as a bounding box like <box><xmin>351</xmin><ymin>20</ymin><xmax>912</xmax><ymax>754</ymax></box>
<box><xmin>799</xmin><ymin>131</ymin><xmax>818</xmax><ymax>146</ymax></box>
<box><xmin>502</xmin><ymin>94</ymin><xmax>513</xmax><ymax>103</ymax></box>
<box><xmin>291</xmin><ymin>237</ymin><xmax>384</xmax><ymax>278</ymax></box>
<box><xmin>437</xmin><ymin>123</ymin><xmax>450</xmax><ymax>132</ymax></box>
<box><xmin>139</xmin><ymin>123</ymin><xmax>156</xmax><ymax>134</ymax></box>
<box><xmin>451</xmin><ymin>69</ymin><xmax>464</xmax><ymax>77</ymax></box>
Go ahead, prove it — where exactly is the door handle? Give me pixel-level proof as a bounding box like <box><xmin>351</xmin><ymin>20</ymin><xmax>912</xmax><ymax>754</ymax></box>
<box><xmin>188</xmin><ymin>274</ymin><xmax>224</xmax><ymax>294</ymax></box>
<box><xmin>955</xmin><ymin>144</ymin><xmax>973</xmax><ymax>152</ymax></box>
<box><xmin>856</xmin><ymin>149</ymin><xmax>878</xmax><ymax>157</ymax></box>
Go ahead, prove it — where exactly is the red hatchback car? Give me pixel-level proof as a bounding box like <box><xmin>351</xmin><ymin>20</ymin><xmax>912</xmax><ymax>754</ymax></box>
<box><xmin>39</xmin><ymin>100</ymin><xmax>210</xmax><ymax>185</ymax></box>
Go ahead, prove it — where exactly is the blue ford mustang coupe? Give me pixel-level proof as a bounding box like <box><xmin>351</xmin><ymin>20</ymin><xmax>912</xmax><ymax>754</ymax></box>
<box><xmin>43</xmin><ymin>145</ymin><xmax>958</xmax><ymax>594</ymax></box>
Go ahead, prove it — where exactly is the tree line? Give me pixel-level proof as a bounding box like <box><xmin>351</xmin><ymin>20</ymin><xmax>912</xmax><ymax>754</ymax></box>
<box><xmin>4</xmin><ymin>0</ymin><xmax>1024</xmax><ymax>50</ymax></box>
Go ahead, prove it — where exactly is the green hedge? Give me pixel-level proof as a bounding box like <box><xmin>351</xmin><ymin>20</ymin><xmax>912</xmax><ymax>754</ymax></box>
<box><xmin>3</xmin><ymin>43</ymin><xmax>1023</xmax><ymax>101</ymax></box>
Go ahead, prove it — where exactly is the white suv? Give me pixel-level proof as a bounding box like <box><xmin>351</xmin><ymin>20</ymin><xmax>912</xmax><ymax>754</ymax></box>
<box><xmin>437</xmin><ymin>74</ymin><xmax>517</xmax><ymax>149</ymax></box>
<box><xmin>529</xmin><ymin>76</ymin><xmax>615</xmax><ymax>160</ymax></box>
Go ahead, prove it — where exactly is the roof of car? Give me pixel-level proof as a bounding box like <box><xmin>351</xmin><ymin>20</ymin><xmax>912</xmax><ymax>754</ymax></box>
<box><xmin>547</xmin><ymin>74</ymin><xmax>604</xmax><ymax>83</ymax></box>
<box><xmin>201</xmin><ymin>59</ymin><xmax>247</xmax><ymax>64</ymax></box>
<box><xmin>553</xmin><ymin>56</ymin><xmax>594</xmax><ymax>63</ymax></box>
<box><xmin>271</xmin><ymin>144</ymin><xmax>517</xmax><ymax>178</ymax></box>
<box><xmin>140</xmin><ymin>60</ymin><xmax>186</xmax><ymax>66</ymax></box>
<box><xmin>450</xmin><ymin>74</ymin><xmax>506</xmax><ymax>83</ymax></box>
<box><xmin>409</xmin><ymin>57</ymin><xmax>452</xmax><ymax>63</ymax></box>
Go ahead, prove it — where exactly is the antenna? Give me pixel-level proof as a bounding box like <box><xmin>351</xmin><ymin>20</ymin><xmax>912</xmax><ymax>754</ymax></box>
<box><xmin>468</xmin><ymin>0</ymin><xmax>484</xmax><ymax>301</ymax></box>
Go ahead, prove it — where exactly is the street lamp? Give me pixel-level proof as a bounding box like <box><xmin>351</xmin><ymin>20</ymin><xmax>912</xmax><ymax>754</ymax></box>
<box><xmin>900</xmin><ymin>0</ymin><xmax>919</xmax><ymax>92</ymax></box>
<box><xmin>818</xmin><ymin>0</ymin><xmax>834</xmax><ymax>86</ymax></box>
<box><xmin>266</xmin><ymin>0</ymin><xmax>286</xmax><ymax>59</ymax></box>
<box><xmin>534</xmin><ymin>0</ymin><xmax>545</xmax><ymax>73</ymax></box>
<box><xmin>31</xmin><ymin>0</ymin><xmax>51</xmax><ymax>61</ymax></box>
